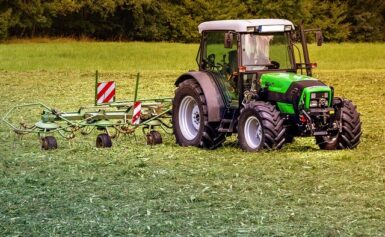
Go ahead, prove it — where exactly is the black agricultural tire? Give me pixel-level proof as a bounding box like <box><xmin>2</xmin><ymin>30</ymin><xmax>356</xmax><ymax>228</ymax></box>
<box><xmin>96</xmin><ymin>134</ymin><xmax>112</xmax><ymax>148</ymax></box>
<box><xmin>172</xmin><ymin>79</ymin><xmax>225</xmax><ymax>149</ymax></box>
<box><xmin>238</xmin><ymin>101</ymin><xmax>286</xmax><ymax>152</ymax></box>
<box><xmin>316</xmin><ymin>99</ymin><xmax>362</xmax><ymax>150</ymax></box>
<box><xmin>41</xmin><ymin>136</ymin><xmax>58</xmax><ymax>150</ymax></box>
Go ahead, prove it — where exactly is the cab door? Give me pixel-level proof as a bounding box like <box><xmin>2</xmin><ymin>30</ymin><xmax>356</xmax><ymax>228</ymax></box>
<box><xmin>200</xmin><ymin>31</ymin><xmax>239</xmax><ymax>105</ymax></box>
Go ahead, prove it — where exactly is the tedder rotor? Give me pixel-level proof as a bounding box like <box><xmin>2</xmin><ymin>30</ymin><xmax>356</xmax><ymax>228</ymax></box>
<box><xmin>2</xmin><ymin>72</ymin><xmax>172</xmax><ymax>150</ymax></box>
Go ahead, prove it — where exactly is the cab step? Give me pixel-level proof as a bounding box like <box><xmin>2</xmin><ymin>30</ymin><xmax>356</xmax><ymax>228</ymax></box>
<box><xmin>218</xmin><ymin>110</ymin><xmax>237</xmax><ymax>133</ymax></box>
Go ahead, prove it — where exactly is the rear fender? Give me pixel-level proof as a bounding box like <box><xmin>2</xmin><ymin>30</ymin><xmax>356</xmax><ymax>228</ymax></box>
<box><xmin>175</xmin><ymin>71</ymin><xmax>224</xmax><ymax>122</ymax></box>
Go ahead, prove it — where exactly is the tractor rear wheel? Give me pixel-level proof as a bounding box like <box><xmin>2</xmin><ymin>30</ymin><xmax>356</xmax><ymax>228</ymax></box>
<box><xmin>238</xmin><ymin>101</ymin><xmax>286</xmax><ymax>152</ymax></box>
<box><xmin>316</xmin><ymin>99</ymin><xmax>361</xmax><ymax>149</ymax></box>
<box><xmin>172</xmin><ymin>79</ymin><xmax>225</xmax><ymax>149</ymax></box>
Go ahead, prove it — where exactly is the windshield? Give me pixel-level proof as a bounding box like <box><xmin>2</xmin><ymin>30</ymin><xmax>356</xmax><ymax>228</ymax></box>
<box><xmin>241</xmin><ymin>33</ymin><xmax>292</xmax><ymax>70</ymax></box>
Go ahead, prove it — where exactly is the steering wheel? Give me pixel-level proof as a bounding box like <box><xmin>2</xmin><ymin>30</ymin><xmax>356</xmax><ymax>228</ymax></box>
<box><xmin>203</xmin><ymin>54</ymin><xmax>228</xmax><ymax>73</ymax></box>
<box><xmin>267</xmin><ymin>60</ymin><xmax>280</xmax><ymax>69</ymax></box>
<box><xmin>206</xmin><ymin>54</ymin><xmax>224</xmax><ymax>72</ymax></box>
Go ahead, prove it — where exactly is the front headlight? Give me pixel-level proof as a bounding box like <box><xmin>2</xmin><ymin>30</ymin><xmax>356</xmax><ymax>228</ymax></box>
<box><xmin>310</xmin><ymin>100</ymin><xmax>318</xmax><ymax>107</ymax></box>
<box><xmin>311</xmin><ymin>93</ymin><xmax>317</xmax><ymax>99</ymax></box>
<box><xmin>310</xmin><ymin>92</ymin><xmax>329</xmax><ymax>108</ymax></box>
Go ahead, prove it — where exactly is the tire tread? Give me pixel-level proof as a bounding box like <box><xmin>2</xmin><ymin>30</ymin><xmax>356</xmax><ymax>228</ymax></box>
<box><xmin>239</xmin><ymin>101</ymin><xmax>286</xmax><ymax>150</ymax></box>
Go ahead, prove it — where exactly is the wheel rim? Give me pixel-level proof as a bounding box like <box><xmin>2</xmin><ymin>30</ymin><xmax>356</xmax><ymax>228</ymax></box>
<box><xmin>179</xmin><ymin>96</ymin><xmax>200</xmax><ymax>140</ymax></box>
<box><xmin>244</xmin><ymin>116</ymin><xmax>263</xmax><ymax>149</ymax></box>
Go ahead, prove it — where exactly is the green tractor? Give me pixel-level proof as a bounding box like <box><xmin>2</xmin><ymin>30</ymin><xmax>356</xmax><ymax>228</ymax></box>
<box><xmin>172</xmin><ymin>19</ymin><xmax>361</xmax><ymax>151</ymax></box>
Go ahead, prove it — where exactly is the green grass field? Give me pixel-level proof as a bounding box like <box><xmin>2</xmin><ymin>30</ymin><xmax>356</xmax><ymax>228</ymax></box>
<box><xmin>0</xmin><ymin>41</ymin><xmax>384</xmax><ymax>236</ymax></box>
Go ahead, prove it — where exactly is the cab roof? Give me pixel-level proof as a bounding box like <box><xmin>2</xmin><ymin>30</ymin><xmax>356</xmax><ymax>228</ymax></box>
<box><xmin>198</xmin><ymin>19</ymin><xmax>295</xmax><ymax>33</ymax></box>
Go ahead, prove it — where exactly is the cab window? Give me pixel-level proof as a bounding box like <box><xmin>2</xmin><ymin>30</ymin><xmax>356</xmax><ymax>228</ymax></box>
<box><xmin>203</xmin><ymin>31</ymin><xmax>238</xmax><ymax>74</ymax></box>
<box><xmin>241</xmin><ymin>33</ymin><xmax>292</xmax><ymax>70</ymax></box>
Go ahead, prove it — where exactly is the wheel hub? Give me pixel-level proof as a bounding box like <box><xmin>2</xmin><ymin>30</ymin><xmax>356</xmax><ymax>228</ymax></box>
<box><xmin>244</xmin><ymin>116</ymin><xmax>263</xmax><ymax>149</ymax></box>
<box><xmin>192</xmin><ymin>105</ymin><xmax>200</xmax><ymax>130</ymax></box>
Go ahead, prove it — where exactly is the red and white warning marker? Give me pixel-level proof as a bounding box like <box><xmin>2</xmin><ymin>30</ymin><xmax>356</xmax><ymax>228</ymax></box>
<box><xmin>96</xmin><ymin>81</ymin><xmax>116</xmax><ymax>104</ymax></box>
<box><xmin>131</xmin><ymin>101</ymin><xmax>141</xmax><ymax>125</ymax></box>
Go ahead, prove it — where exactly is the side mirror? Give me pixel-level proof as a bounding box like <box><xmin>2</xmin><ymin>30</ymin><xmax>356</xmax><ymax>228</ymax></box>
<box><xmin>224</xmin><ymin>32</ymin><xmax>233</xmax><ymax>48</ymax></box>
<box><xmin>316</xmin><ymin>31</ymin><xmax>323</xmax><ymax>46</ymax></box>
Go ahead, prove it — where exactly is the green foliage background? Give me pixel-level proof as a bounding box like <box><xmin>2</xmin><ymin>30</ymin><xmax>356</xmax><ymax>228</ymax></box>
<box><xmin>0</xmin><ymin>0</ymin><xmax>384</xmax><ymax>42</ymax></box>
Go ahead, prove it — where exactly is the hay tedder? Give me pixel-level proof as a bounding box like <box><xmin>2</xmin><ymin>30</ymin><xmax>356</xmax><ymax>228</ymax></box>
<box><xmin>2</xmin><ymin>71</ymin><xmax>172</xmax><ymax>150</ymax></box>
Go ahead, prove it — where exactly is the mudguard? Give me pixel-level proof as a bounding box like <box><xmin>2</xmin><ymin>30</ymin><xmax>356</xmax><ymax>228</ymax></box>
<box><xmin>175</xmin><ymin>71</ymin><xmax>225</xmax><ymax>122</ymax></box>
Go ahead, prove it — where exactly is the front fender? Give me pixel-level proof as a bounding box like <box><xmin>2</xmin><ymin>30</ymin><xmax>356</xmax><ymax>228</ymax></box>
<box><xmin>175</xmin><ymin>71</ymin><xmax>224</xmax><ymax>122</ymax></box>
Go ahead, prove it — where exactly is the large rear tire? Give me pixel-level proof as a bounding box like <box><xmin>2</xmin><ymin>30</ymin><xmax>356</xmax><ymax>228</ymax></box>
<box><xmin>238</xmin><ymin>101</ymin><xmax>286</xmax><ymax>152</ymax></box>
<box><xmin>172</xmin><ymin>79</ymin><xmax>225</xmax><ymax>149</ymax></box>
<box><xmin>316</xmin><ymin>98</ymin><xmax>362</xmax><ymax>149</ymax></box>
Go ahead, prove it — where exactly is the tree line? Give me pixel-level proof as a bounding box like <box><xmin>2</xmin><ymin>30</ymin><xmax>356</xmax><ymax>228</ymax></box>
<box><xmin>0</xmin><ymin>0</ymin><xmax>384</xmax><ymax>42</ymax></box>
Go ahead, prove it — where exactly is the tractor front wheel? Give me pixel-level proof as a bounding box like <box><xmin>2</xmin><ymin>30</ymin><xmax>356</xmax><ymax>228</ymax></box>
<box><xmin>316</xmin><ymin>98</ymin><xmax>362</xmax><ymax>149</ymax></box>
<box><xmin>172</xmin><ymin>79</ymin><xmax>225</xmax><ymax>149</ymax></box>
<box><xmin>238</xmin><ymin>101</ymin><xmax>286</xmax><ymax>152</ymax></box>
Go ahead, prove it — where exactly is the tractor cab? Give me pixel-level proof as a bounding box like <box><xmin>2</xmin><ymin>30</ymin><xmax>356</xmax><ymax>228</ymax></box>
<box><xmin>197</xmin><ymin>19</ymin><xmax>320</xmax><ymax>107</ymax></box>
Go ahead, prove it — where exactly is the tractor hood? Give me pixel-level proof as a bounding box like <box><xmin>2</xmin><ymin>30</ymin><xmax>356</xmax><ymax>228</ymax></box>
<box><xmin>260</xmin><ymin>72</ymin><xmax>332</xmax><ymax>113</ymax></box>
<box><xmin>260</xmin><ymin>72</ymin><xmax>321</xmax><ymax>94</ymax></box>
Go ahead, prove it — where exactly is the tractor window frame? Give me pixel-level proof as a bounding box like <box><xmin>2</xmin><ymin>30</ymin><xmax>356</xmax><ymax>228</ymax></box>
<box><xmin>199</xmin><ymin>30</ymin><xmax>239</xmax><ymax>72</ymax></box>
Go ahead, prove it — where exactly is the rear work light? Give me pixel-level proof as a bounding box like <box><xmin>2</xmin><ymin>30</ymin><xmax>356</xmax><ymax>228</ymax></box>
<box><xmin>284</xmin><ymin>25</ymin><xmax>292</xmax><ymax>31</ymax></box>
<box><xmin>258</xmin><ymin>25</ymin><xmax>285</xmax><ymax>33</ymax></box>
<box><xmin>247</xmin><ymin>26</ymin><xmax>256</xmax><ymax>32</ymax></box>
